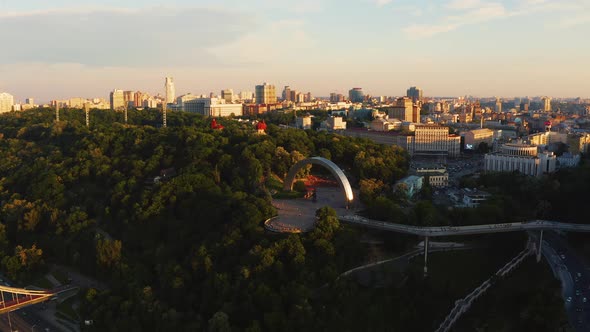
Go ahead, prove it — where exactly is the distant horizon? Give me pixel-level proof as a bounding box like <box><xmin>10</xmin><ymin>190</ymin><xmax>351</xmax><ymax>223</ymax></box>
<box><xmin>1</xmin><ymin>0</ymin><xmax>590</xmax><ymax>102</ymax></box>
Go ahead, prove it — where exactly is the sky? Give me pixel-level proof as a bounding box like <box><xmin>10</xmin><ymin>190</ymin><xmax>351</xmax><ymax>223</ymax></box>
<box><xmin>1</xmin><ymin>0</ymin><xmax>590</xmax><ymax>102</ymax></box>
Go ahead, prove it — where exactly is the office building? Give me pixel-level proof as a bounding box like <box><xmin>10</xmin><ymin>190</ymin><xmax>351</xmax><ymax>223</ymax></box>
<box><xmin>165</xmin><ymin>77</ymin><xmax>176</xmax><ymax>104</ymax></box>
<box><xmin>176</xmin><ymin>93</ymin><xmax>200</xmax><ymax>111</ymax></box>
<box><xmin>255</xmin><ymin>83</ymin><xmax>277</xmax><ymax>104</ymax></box>
<box><xmin>412</xmin><ymin>125</ymin><xmax>460</xmax><ymax>158</ymax></box>
<box><xmin>387</xmin><ymin>97</ymin><xmax>419</xmax><ymax>123</ymax></box>
<box><xmin>349</xmin><ymin>88</ymin><xmax>365</xmax><ymax>103</ymax></box>
<box><xmin>26</xmin><ymin>98</ymin><xmax>34</xmax><ymax>105</ymax></box>
<box><xmin>464</xmin><ymin>129</ymin><xmax>494</xmax><ymax>150</ymax></box>
<box><xmin>495</xmin><ymin>98</ymin><xmax>502</xmax><ymax>113</ymax></box>
<box><xmin>0</xmin><ymin>93</ymin><xmax>14</xmax><ymax>113</ymax></box>
<box><xmin>221</xmin><ymin>89</ymin><xmax>234</xmax><ymax>103</ymax></box>
<box><xmin>392</xmin><ymin>125</ymin><xmax>460</xmax><ymax>158</ymax></box>
<box><xmin>110</xmin><ymin>89</ymin><xmax>125</xmax><ymax>110</ymax></box>
<box><xmin>484</xmin><ymin>142</ymin><xmax>556</xmax><ymax>177</ymax></box>
<box><xmin>184</xmin><ymin>98</ymin><xmax>242</xmax><ymax>117</ymax></box>
<box><xmin>283</xmin><ymin>86</ymin><xmax>292</xmax><ymax>101</ymax></box>
<box><xmin>239</xmin><ymin>91</ymin><xmax>254</xmax><ymax>102</ymax></box>
<box><xmin>407</xmin><ymin>86</ymin><xmax>423</xmax><ymax>103</ymax></box>
<box><xmin>542</xmin><ymin>97</ymin><xmax>552</xmax><ymax>112</ymax></box>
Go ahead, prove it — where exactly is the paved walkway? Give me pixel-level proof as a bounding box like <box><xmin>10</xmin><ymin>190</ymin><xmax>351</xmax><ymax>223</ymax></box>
<box><xmin>268</xmin><ymin>187</ymin><xmax>358</xmax><ymax>233</ymax></box>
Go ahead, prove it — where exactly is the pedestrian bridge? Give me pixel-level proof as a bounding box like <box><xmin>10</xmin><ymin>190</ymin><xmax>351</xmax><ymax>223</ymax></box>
<box><xmin>0</xmin><ymin>284</ymin><xmax>77</xmax><ymax>314</ymax></box>
<box><xmin>339</xmin><ymin>216</ymin><xmax>590</xmax><ymax>237</ymax></box>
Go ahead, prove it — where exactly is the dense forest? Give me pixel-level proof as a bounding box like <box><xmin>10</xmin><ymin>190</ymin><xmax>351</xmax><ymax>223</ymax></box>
<box><xmin>0</xmin><ymin>107</ymin><xmax>586</xmax><ymax>331</ymax></box>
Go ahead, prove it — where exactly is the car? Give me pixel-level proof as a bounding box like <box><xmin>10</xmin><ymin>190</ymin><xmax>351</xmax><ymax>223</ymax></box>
<box><xmin>567</xmin><ymin>297</ymin><xmax>573</xmax><ymax>302</ymax></box>
<box><xmin>578</xmin><ymin>272</ymin><xmax>582</xmax><ymax>278</ymax></box>
<box><xmin>584</xmin><ymin>297</ymin><xmax>588</xmax><ymax>303</ymax></box>
<box><xmin>577</xmin><ymin>290</ymin><xmax>582</xmax><ymax>296</ymax></box>
<box><xmin>560</xmin><ymin>254</ymin><xmax>566</xmax><ymax>259</ymax></box>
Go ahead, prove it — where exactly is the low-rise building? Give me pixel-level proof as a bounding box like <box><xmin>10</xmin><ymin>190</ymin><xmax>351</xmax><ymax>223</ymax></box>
<box><xmin>326</xmin><ymin>116</ymin><xmax>346</xmax><ymax>131</ymax></box>
<box><xmin>462</xmin><ymin>188</ymin><xmax>491</xmax><ymax>208</ymax></box>
<box><xmin>557</xmin><ymin>153</ymin><xmax>581</xmax><ymax>168</ymax></box>
<box><xmin>415</xmin><ymin>167</ymin><xmax>449</xmax><ymax>188</ymax></box>
<box><xmin>464</xmin><ymin>128</ymin><xmax>494</xmax><ymax>150</ymax></box>
<box><xmin>184</xmin><ymin>97</ymin><xmax>243</xmax><ymax>117</ymax></box>
<box><xmin>296</xmin><ymin>115</ymin><xmax>312</xmax><ymax>129</ymax></box>
<box><xmin>394</xmin><ymin>175</ymin><xmax>424</xmax><ymax>198</ymax></box>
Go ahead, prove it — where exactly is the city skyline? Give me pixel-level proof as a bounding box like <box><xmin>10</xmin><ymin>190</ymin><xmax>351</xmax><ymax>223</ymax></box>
<box><xmin>1</xmin><ymin>0</ymin><xmax>590</xmax><ymax>102</ymax></box>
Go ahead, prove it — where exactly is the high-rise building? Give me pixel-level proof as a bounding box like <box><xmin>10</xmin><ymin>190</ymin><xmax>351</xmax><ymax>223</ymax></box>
<box><xmin>542</xmin><ymin>97</ymin><xmax>552</xmax><ymax>112</ymax></box>
<box><xmin>283</xmin><ymin>86</ymin><xmax>292</xmax><ymax>101</ymax></box>
<box><xmin>239</xmin><ymin>91</ymin><xmax>254</xmax><ymax>102</ymax></box>
<box><xmin>26</xmin><ymin>98</ymin><xmax>34</xmax><ymax>105</ymax></box>
<box><xmin>349</xmin><ymin>88</ymin><xmax>364</xmax><ymax>103</ymax></box>
<box><xmin>387</xmin><ymin>97</ymin><xmax>419</xmax><ymax>122</ymax></box>
<box><xmin>255</xmin><ymin>83</ymin><xmax>277</xmax><ymax>104</ymax></box>
<box><xmin>221</xmin><ymin>89</ymin><xmax>234</xmax><ymax>103</ymax></box>
<box><xmin>165</xmin><ymin>77</ymin><xmax>176</xmax><ymax>104</ymax></box>
<box><xmin>407</xmin><ymin>86</ymin><xmax>423</xmax><ymax>103</ymax></box>
<box><xmin>0</xmin><ymin>92</ymin><xmax>14</xmax><ymax>113</ymax></box>
<box><xmin>110</xmin><ymin>89</ymin><xmax>125</xmax><ymax>110</ymax></box>
<box><xmin>495</xmin><ymin>98</ymin><xmax>502</xmax><ymax>113</ymax></box>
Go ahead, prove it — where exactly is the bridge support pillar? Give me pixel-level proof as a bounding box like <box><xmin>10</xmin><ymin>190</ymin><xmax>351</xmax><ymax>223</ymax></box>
<box><xmin>537</xmin><ymin>230</ymin><xmax>544</xmax><ymax>263</ymax></box>
<box><xmin>424</xmin><ymin>236</ymin><xmax>429</xmax><ymax>277</ymax></box>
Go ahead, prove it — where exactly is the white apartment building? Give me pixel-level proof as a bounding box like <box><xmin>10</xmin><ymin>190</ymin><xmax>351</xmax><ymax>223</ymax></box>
<box><xmin>0</xmin><ymin>92</ymin><xmax>15</xmax><ymax>113</ymax></box>
<box><xmin>326</xmin><ymin>116</ymin><xmax>346</xmax><ymax>131</ymax></box>
<box><xmin>296</xmin><ymin>115</ymin><xmax>312</xmax><ymax>129</ymax></box>
<box><xmin>184</xmin><ymin>98</ymin><xmax>243</xmax><ymax>117</ymax></box>
<box><xmin>484</xmin><ymin>143</ymin><xmax>556</xmax><ymax>177</ymax></box>
<box><xmin>165</xmin><ymin>77</ymin><xmax>176</xmax><ymax>104</ymax></box>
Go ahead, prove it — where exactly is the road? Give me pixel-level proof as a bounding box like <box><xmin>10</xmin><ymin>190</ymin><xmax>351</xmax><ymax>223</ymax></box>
<box><xmin>538</xmin><ymin>231</ymin><xmax>590</xmax><ymax>331</ymax></box>
<box><xmin>0</xmin><ymin>305</ymin><xmax>56</xmax><ymax>332</ymax></box>
<box><xmin>339</xmin><ymin>216</ymin><xmax>590</xmax><ymax>237</ymax></box>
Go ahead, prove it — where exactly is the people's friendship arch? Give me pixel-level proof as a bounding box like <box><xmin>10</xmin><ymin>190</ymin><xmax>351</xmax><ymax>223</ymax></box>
<box><xmin>283</xmin><ymin>157</ymin><xmax>354</xmax><ymax>205</ymax></box>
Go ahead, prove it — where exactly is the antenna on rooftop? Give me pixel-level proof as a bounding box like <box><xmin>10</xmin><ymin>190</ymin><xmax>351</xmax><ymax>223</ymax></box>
<box><xmin>162</xmin><ymin>103</ymin><xmax>167</xmax><ymax>128</ymax></box>
<box><xmin>84</xmin><ymin>103</ymin><xmax>90</xmax><ymax>127</ymax></box>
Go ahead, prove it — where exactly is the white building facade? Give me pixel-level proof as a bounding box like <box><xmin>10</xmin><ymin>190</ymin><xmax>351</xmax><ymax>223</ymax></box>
<box><xmin>484</xmin><ymin>143</ymin><xmax>557</xmax><ymax>177</ymax></box>
<box><xmin>0</xmin><ymin>93</ymin><xmax>15</xmax><ymax>113</ymax></box>
<box><xmin>184</xmin><ymin>98</ymin><xmax>242</xmax><ymax>117</ymax></box>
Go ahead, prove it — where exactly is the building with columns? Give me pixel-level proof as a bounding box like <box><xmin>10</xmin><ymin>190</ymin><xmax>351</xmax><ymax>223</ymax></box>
<box><xmin>484</xmin><ymin>142</ymin><xmax>556</xmax><ymax>177</ymax></box>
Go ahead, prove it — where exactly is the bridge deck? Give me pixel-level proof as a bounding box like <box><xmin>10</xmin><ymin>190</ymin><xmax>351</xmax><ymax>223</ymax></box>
<box><xmin>339</xmin><ymin>217</ymin><xmax>590</xmax><ymax>237</ymax></box>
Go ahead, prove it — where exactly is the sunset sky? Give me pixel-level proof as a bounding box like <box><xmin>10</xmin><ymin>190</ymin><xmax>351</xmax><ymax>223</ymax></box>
<box><xmin>1</xmin><ymin>0</ymin><xmax>589</xmax><ymax>102</ymax></box>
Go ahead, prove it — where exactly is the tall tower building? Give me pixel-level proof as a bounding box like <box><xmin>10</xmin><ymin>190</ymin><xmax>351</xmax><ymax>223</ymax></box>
<box><xmin>110</xmin><ymin>89</ymin><xmax>125</xmax><ymax>110</ymax></box>
<box><xmin>495</xmin><ymin>98</ymin><xmax>502</xmax><ymax>113</ymax></box>
<box><xmin>542</xmin><ymin>97</ymin><xmax>552</xmax><ymax>112</ymax></box>
<box><xmin>282</xmin><ymin>86</ymin><xmax>292</xmax><ymax>101</ymax></box>
<box><xmin>407</xmin><ymin>86</ymin><xmax>424</xmax><ymax>103</ymax></box>
<box><xmin>165</xmin><ymin>77</ymin><xmax>176</xmax><ymax>104</ymax></box>
<box><xmin>348</xmin><ymin>88</ymin><xmax>365</xmax><ymax>103</ymax></box>
<box><xmin>0</xmin><ymin>93</ymin><xmax>15</xmax><ymax>113</ymax></box>
<box><xmin>255</xmin><ymin>83</ymin><xmax>277</xmax><ymax>104</ymax></box>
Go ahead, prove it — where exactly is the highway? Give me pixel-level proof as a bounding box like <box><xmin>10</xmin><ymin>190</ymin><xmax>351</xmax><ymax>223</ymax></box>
<box><xmin>538</xmin><ymin>232</ymin><xmax>590</xmax><ymax>332</ymax></box>
<box><xmin>339</xmin><ymin>216</ymin><xmax>590</xmax><ymax>237</ymax></box>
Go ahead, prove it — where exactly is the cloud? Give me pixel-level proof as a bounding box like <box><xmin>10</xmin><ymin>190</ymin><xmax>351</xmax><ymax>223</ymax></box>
<box><xmin>372</xmin><ymin>0</ymin><xmax>393</xmax><ymax>7</ymax></box>
<box><xmin>207</xmin><ymin>19</ymin><xmax>316</xmax><ymax>65</ymax></box>
<box><xmin>445</xmin><ymin>0</ymin><xmax>483</xmax><ymax>10</ymax></box>
<box><xmin>0</xmin><ymin>7</ymin><xmax>255</xmax><ymax>66</ymax></box>
<box><xmin>405</xmin><ymin>2</ymin><xmax>507</xmax><ymax>39</ymax></box>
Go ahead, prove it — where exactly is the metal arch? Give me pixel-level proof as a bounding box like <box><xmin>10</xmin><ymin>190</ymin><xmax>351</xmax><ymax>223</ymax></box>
<box><xmin>283</xmin><ymin>157</ymin><xmax>354</xmax><ymax>203</ymax></box>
